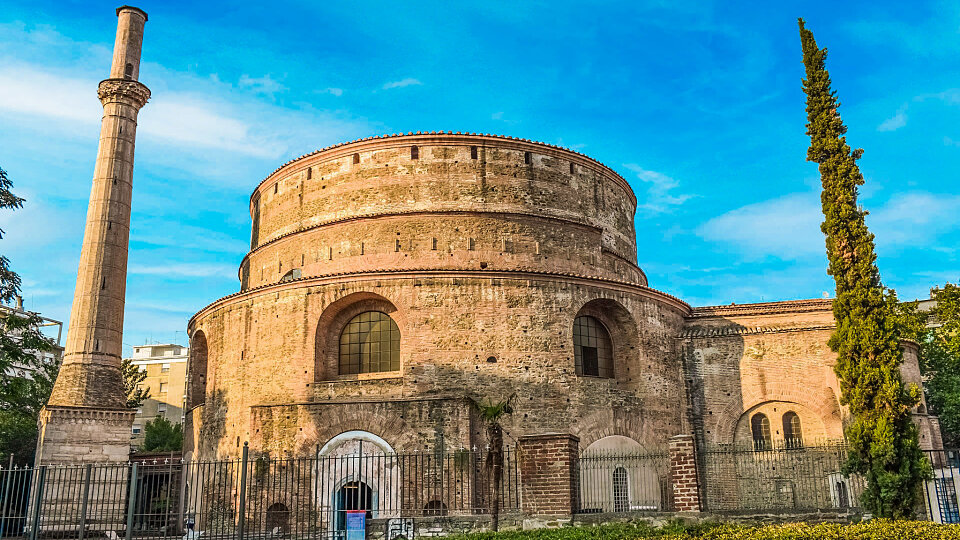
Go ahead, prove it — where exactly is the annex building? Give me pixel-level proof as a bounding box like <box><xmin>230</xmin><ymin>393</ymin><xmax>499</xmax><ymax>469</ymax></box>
<box><xmin>183</xmin><ymin>132</ymin><xmax>943</xmax><ymax>512</ymax></box>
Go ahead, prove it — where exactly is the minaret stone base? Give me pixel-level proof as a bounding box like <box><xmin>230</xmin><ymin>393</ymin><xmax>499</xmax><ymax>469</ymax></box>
<box><xmin>36</xmin><ymin>407</ymin><xmax>135</xmax><ymax>464</ymax></box>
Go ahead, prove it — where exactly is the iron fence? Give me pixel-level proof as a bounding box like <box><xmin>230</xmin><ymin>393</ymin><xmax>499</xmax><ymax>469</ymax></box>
<box><xmin>923</xmin><ymin>448</ymin><xmax>960</xmax><ymax>523</ymax></box>
<box><xmin>699</xmin><ymin>441</ymin><xmax>866</xmax><ymax>512</ymax></box>
<box><xmin>577</xmin><ymin>451</ymin><xmax>671</xmax><ymax>513</ymax></box>
<box><xmin>0</xmin><ymin>447</ymin><xmax>519</xmax><ymax>540</ymax></box>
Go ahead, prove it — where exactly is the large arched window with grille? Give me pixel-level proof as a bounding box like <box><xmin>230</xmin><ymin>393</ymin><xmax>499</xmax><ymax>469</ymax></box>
<box><xmin>751</xmin><ymin>413</ymin><xmax>772</xmax><ymax>451</ymax></box>
<box><xmin>573</xmin><ymin>316</ymin><xmax>613</xmax><ymax>378</ymax></box>
<box><xmin>783</xmin><ymin>411</ymin><xmax>803</xmax><ymax>449</ymax></box>
<box><xmin>339</xmin><ymin>311</ymin><xmax>400</xmax><ymax>375</ymax></box>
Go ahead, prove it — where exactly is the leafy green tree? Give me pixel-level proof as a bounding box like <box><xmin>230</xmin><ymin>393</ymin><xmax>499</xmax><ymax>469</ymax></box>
<box><xmin>922</xmin><ymin>284</ymin><xmax>960</xmax><ymax>447</ymax></box>
<box><xmin>0</xmin><ymin>312</ymin><xmax>58</xmax><ymax>464</ymax></box>
<box><xmin>0</xmin><ymin>167</ymin><xmax>24</xmax><ymax>303</ymax></box>
<box><xmin>142</xmin><ymin>415</ymin><xmax>183</xmax><ymax>452</ymax></box>
<box><xmin>799</xmin><ymin>19</ymin><xmax>930</xmax><ymax>517</ymax></box>
<box><xmin>122</xmin><ymin>357</ymin><xmax>150</xmax><ymax>409</ymax></box>
<box><xmin>0</xmin><ymin>165</ymin><xmax>59</xmax><ymax>464</ymax></box>
<box><xmin>472</xmin><ymin>395</ymin><xmax>513</xmax><ymax>531</ymax></box>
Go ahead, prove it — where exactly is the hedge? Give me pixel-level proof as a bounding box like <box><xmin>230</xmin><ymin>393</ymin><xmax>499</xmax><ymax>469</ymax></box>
<box><xmin>453</xmin><ymin>520</ymin><xmax>960</xmax><ymax>540</ymax></box>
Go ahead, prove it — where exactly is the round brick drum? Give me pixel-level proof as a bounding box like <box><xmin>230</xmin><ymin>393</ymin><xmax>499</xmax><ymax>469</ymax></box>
<box><xmin>186</xmin><ymin>133</ymin><xmax>690</xmax><ymax>460</ymax></box>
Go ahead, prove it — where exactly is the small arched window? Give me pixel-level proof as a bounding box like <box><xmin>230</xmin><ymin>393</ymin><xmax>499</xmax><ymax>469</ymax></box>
<box><xmin>353</xmin><ymin>153</ymin><xmax>360</xmax><ymax>164</ymax></box>
<box><xmin>339</xmin><ymin>311</ymin><xmax>400</xmax><ymax>375</ymax></box>
<box><xmin>751</xmin><ymin>413</ymin><xmax>772</xmax><ymax>451</ymax></box>
<box><xmin>612</xmin><ymin>466</ymin><xmax>629</xmax><ymax>512</ymax></box>
<box><xmin>783</xmin><ymin>412</ymin><xmax>803</xmax><ymax>449</ymax></box>
<box><xmin>573</xmin><ymin>316</ymin><xmax>613</xmax><ymax>378</ymax></box>
<box><xmin>411</xmin><ymin>145</ymin><xmax>419</xmax><ymax>159</ymax></box>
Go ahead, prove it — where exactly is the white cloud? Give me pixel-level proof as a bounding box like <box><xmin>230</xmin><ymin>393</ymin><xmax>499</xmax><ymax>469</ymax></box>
<box><xmin>697</xmin><ymin>193</ymin><xmax>823</xmax><ymax>260</ymax></box>
<box><xmin>492</xmin><ymin>111</ymin><xmax>504</xmax><ymax>120</ymax></box>
<box><xmin>868</xmin><ymin>192</ymin><xmax>960</xmax><ymax>246</ymax></box>
<box><xmin>382</xmin><ymin>78</ymin><xmax>422</xmax><ymax>90</ymax></box>
<box><xmin>324</xmin><ymin>87</ymin><xmax>343</xmax><ymax>97</ymax></box>
<box><xmin>623</xmin><ymin>164</ymin><xmax>695</xmax><ymax>214</ymax></box>
<box><xmin>0</xmin><ymin>65</ymin><xmax>99</xmax><ymax>122</ymax></box>
<box><xmin>128</xmin><ymin>262</ymin><xmax>235</xmax><ymax>278</ymax></box>
<box><xmin>697</xmin><ymin>190</ymin><xmax>960</xmax><ymax>261</ymax></box>
<box><xmin>878</xmin><ymin>105</ymin><xmax>908</xmax><ymax>132</ymax></box>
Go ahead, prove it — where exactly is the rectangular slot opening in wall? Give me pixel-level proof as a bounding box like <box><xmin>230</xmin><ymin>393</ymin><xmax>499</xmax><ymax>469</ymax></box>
<box><xmin>353</xmin><ymin>153</ymin><xmax>360</xmax><ymax>164</ymax></box>
<box><xmin>524</xmin><ymin>151</ymin><xmax>531</xmax><ymax>164</ymax></box>
<box><xmin>432</xmin><ymin>237</ymin><xmax>438</xmax><ymax>250</ymax></box>
<box><xmin>411</xmin><ymin>145</ymin><xmax>419</xmax><ymax>160</ymax></box>
<box><xmin>471</xmin><ymin>146</ymin><xmax>478</xmax><ymax>160</ymax></box>
<box><xmin>570</xmin><ymin>162</ymin><xmax>575</xmax><ymax>174</ymax></box>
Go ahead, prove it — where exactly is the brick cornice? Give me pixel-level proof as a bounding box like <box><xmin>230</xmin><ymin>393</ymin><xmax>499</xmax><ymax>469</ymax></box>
<box><xmin>250</xmin><ymin>132</ymin><xmax>637</xmax><ymax>210</ymax></box>
<box><xmin>688</xmin><ymin>298</ymin><xmax>833</xmax><ymax>318</ymax></box>
<box><xmin>679</xmin><ymin>323</ymin><xmax>835</xmax><ymax>339</ymax></box>
<box><xmin>189</xmin><ymin>268</ymin><xmax>691</xmax><ymax>329</ymax></box>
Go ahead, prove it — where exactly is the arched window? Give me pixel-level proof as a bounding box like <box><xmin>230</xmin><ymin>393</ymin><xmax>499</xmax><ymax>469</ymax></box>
<box><xmin>783</xmin><ymin>412</ymin><xmax>803</xmax><ymax>449</ymax></box>
<box><xmin>612</xmin><ymin>466</ymin><xmax>629</xmax><ymax>512</ymax></box>
<box><xmin>188</xmin><ymin>331</ymin><xmax>208</xmax><ymax>409</ymax></box>
<box><xmin>573</xmin><ymin>316</ymin><xmax>613</xmax><ymax>378</ymax></box>
<box><xmin>411</xmin><ymin>145</ymin><xmax>419</xmax><ymax>159</ymax></box>
<box><xmin>339</xmin><ymin>311</ymin><xmax>400</xmax><ymax>375</ymax></box>
<box><xmin>751</xmin><ymin>413</ymin><xmax>772</xmax><ymax>451</ymax></box>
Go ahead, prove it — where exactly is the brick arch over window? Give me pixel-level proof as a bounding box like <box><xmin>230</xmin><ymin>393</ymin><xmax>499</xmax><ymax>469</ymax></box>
<box><xmin>573</xmin><ymin>408</ymin><xmax>654</xmax><ymax>449</ymax></box>
<box><xmin>724</xmin><ymin>399</ymin><xmax>840</xmax><ymax>449</ymax></box>
<box><xmin>314</xmin><ymin>292</ymin><xmax>407</xmax><ymax>381</ymax></box>
<box><xmin>188</xmin><ymin>330</ymin><xmax>208</xmax><ymax>409</ymax></box>
<box><xmin>572</xmin><ymin>298</ymin><xmax>639</xmax><ymax>384</ymax></box>
<box><xmin>711</xmin><ymin>386</ymin><xmax>842</xmax><ymax>446</ymax></box>
<box><xmin>309</xmin><ymin>407</ymin><xmax>419</xmax><ymax>452</ymax></box>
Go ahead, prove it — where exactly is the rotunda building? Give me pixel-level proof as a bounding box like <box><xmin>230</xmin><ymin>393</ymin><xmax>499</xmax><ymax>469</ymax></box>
<box><xmin>185</xmin><ymin>132</ymin><xmax>691</xmax><ymax>460</ymax></box>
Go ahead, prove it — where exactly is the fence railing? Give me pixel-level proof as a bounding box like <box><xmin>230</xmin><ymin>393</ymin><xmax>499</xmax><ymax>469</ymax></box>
<box><xmin>577</xmin><ymin>451</ymin><xmax>671</xmax><ymax>513</ymax></box>
<box><xmin>700</xmin><ymin>441</ymin><xmax>865</xmax><ymax>512</ymax></box>
<box><xmin>0</xmin><ymin>447</ymin><xmax>519</xmax><ymax>540</ymax></box>
<box><xmin>923</xmin><ymin>448</ymin><xmax>960</xmax><ymax>524</ymax></box>
<box><xmin>4</xmin><ymin>444</ymin><xmax>960</xmax><ymax>538</ymax></box>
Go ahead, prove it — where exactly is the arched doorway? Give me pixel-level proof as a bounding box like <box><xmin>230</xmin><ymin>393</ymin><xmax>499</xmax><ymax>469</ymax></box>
<box><xmin>334</xmin><ymin>481</ymin><xmax>373</xmax><ymax>532</ymax></box>
<box><xmin>316</xmin><ymin>431</ymin><xmax>398</xmax><ymax>532</ymax></box>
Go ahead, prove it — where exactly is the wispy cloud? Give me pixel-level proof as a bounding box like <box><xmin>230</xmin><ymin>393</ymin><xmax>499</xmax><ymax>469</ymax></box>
<box><xmin>878</xmin><ymin>105</ymin><xmax>908</xmax><ymax>132</ymax></box>
<box><xmin>697</xmin><ymin>190</ymin><xmax>960</xmax><ymax>261</ymax></box>
<box><xmin>238</xmin><ymin>74</ymin><xmax>285</xmax><ymax>96</ymax></box>
<box><xmin>129</xmin><ymin>263</ymin><xmax>236</xmax><ymax>278</ymax></box>
<box><xmin>382</xmin><ymin>78</ymin><xmax>422</xmax><ymax>90</ymax></box>
<box><xmin>320</xmin><ymin>87</ymin><xmax>343</xmax><ymax>97</ymax></box>
<box><xmin>623</xmin><ymin>164</ymin><xmax>695</xmax><ymax>214</ymax></box>
<box><xmin>697</xmin><ymin>193</ymin><xmax>823</xmax><ymax>260</ymax></box>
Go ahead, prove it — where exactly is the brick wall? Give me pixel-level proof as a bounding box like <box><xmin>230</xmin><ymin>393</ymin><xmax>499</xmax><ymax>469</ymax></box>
<box><xmin>668</xmin><ymin>434</ymin><xmax>700</xmax><ymax>512</ymax></box>
<box><xmin>518</xmin><ymin>434</ymin><xmax>580</xmax><ymax>516</ymax></box>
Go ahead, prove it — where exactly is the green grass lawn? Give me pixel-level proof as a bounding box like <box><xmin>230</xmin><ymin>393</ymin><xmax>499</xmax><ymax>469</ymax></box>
<box><xmin>451</xmin><ymin>520</ymin><xmax>960</xmax><ymax>540</ymax></box>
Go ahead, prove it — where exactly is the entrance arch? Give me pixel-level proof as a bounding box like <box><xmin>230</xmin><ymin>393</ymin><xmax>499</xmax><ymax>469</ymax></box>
<box><xmin>316</xmin><ymin>431</ymin><xmax>399</xmax><ymax>532</ymax></box>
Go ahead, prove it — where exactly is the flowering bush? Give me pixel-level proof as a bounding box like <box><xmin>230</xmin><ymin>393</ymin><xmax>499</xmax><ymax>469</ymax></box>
<box><xmin>455</xmin><ymin>520</ymin><xmax>960</xmax><ymax>540</ymax></box>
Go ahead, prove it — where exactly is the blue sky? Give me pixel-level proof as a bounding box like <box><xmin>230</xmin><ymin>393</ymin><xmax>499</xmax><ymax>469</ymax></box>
<box><xmin>1</xmin><ymin>1</ymin><xmax>958</xmax><ymax>355</ymax></box>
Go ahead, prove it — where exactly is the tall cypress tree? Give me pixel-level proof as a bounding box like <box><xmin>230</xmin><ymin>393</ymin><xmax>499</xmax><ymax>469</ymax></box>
<box><xmin>799</xmin><ymin>19</ymin><xmax>930</xmax><ymax>518</ymax></box>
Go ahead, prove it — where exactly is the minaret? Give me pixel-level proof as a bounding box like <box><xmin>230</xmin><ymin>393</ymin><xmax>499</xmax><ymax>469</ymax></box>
<box><xmin>36</xmin><ymin>5</ymin><xmax>150</xmax><ymax>465</ymax></box>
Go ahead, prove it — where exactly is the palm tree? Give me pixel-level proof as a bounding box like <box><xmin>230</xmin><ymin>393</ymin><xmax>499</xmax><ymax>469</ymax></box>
<box><xmin>472</xmin><ymin>395</ymin><xmax>514</xmax><ymax>531</ymax></box>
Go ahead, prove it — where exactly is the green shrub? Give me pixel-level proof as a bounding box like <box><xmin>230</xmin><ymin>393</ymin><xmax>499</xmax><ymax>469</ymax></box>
<box><xmin>451</xmin><ymin>520</ymin><xmax>960</xmax><ymax>540</ymax></box>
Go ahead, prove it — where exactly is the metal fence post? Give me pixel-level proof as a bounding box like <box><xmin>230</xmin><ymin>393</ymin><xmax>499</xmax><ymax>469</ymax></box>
<box><xmin>0</xmin><ymin>455</ymin><xmax>14</xmax><ymax>538</ymax></box>
<box><xmin>79</xmin><ymin>464</ymin><xmax>92</xmax><ymax>540</ymax></box>
<box><xmin>237</xmin><ymin>442</ymin><xmax>248</xmax><ymax>540</ymax></box>
<box><xmin>125</xmin><ymin>462</ymin><xmax>138</xmax><ymax>540</ymax></box>
<box><xmin>28</xmin><ymin>466</ymin><xmax>46</xmax><ymax>540</ymax></box>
